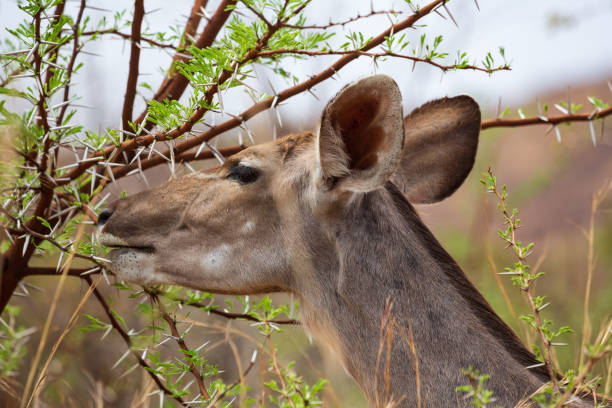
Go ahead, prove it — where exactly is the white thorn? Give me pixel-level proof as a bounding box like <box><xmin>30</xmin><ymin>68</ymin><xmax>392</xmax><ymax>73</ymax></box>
<box><xmin>112</xmin><ymin>349</ymin><xmax>131</xmax><ymax>370</ymax></box>
<box><xmin>588</xmin><ymin>121</ymin><xmax>597</xmax><ymax>146</ymax></box>
<box><xmin>101</xmin><ymin>325</ymin><xmax>113</xmax><ymax>340</ymax></box>
<box><xmin>554</xmin><ymin>103</ymin><xmax>568</xmax><ymax>115</ymax></box>
<box><xmin>22</xmin><ymin>234</ymin><xmax>30</xmax><ymax>257</ymax></box>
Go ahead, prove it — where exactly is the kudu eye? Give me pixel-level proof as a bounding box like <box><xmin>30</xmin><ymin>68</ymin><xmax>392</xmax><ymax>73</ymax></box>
<box><xmin>227</xmin><ymin>165</ymin><xmax>259</xmax><ymax>185</ymax></box>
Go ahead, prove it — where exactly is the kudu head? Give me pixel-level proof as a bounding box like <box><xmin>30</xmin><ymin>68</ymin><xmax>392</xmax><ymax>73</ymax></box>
<box><xmin>98</xmin><ymin>74</ymin><xmax>480</xmax><ymax>298</ymax></box>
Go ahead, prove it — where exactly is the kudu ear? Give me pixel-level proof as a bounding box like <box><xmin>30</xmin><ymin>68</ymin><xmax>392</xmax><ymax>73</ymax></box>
<box><xmin>316</xmin><ymin>74</ymin><xmax>404</xmax><ymax>192</ymax></box>
<box><xmin>390</xmin><ymin>95</ymin><xmax>481</xmax><ymax>204</ymax></box>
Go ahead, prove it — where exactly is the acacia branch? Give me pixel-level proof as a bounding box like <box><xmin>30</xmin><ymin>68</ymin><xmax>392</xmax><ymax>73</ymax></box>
<box><xmin>121</xmin><ymin>0</ymin><xmax>145</xmax><ymax>134</ymax></box>
<box><xmin>149</xmin><ymin>0</ymin><xmax>447</xmax><ymax>160</ymax></box>
<box><xmin>255</xmin><ymin>49</ymin><xmax>509</xmax><ymax>74</ymax></box>
<box><xmin>33</xmin><ymin>9</ymin><xmax>50</xmax><ymax>137</ymax></box>
<box><xmin>54</xmin><ymin>0</ymin><xmax>447</xmax><ymax>188</ymax></box>
<box><xmin>87</xmin><ymin>277</ymin><xmax>187</xmax><ymax>407</ymax></box>
<box><xmin>80</xmin><ymin>29</ymin><xmax>177</xmax><ymax>49</ymax></box>
<box><xmin>283</xmin><ymin>9</ymin><xmax>402</xmax><ymax>29</ymax></box>
<box><xmin>110</xmin><ymin>144</ymin><xmax>245</xmax><ymax>180</ymax></box>
<box><xmin>42</xmin><ymin>1</ymin><xmax>66</xmax><ymax>89</ymax></box>
<box><xmin>1</xmin><ymin>5</ymin><xmax>63</xmax><ymax>312</ymax></box>
<box><xmin>179</xmin><ymin>0</ymin><xmax>209</xmax><ymax>50</ymax></box>
<box><xmin>158</xmin><ymin>293</ymin><xmax>300</xmax><ymax>325</ymax></box>
<box><xmin>0</xmin><ymin>206</ymin><xmax>102</xmax><ymax>266</ymax></box>
<box><xmin>133</xmin><ymin>0</ymin><xmax>236</xmax><ymax>129</ymax></box>
<box><xmin>481</xmin><ymin>106</ymin><xmax>612</xmax><ymax>129</ymax></box>
<box><xmin>149</xmin><ymin>292</ymin><xmax>213</xmax><ymax>402</ymax></box>
<box><xmin>0</xmin><ymin>66</ymin><xmax>25</xmax><ymax>87</ymax></box>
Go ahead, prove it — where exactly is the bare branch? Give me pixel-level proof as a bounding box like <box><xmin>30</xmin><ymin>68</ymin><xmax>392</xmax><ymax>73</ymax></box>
<box><xmin>57</xmin><ymin>0</ymin><xmax>86</xmax><ymax>127</ymax></box>
<box><xmin>121</xmin><ymin>0</ymin><xmax>145</xmax><ymax>133</ymax></box>
<box><xmin>80</xmin><ymin>29</ymin><xmax>177</xmax><ymax>50</ymax></box>
<box><xmin>282</xmin><ymin>9</ymin><xmax>402</xmax><ymax>29</ymax></box>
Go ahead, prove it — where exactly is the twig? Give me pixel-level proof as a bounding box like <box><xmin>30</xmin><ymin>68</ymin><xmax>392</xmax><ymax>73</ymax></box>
<box><xmin>148</xmin><ymin>291</ymin><xmax>213</xmax><ymax>401</ymax></box>
<box><xmin>208</xmin><ymin>353</ymin><xmax>257</xmax><ymax>405</ymax></box>
<box><xmin>41</xmin><ymin>1</ymin><xmax>67</xmax><ymax>91</ymax></box>
<box><xmin>484</xmin><ymin>168</ymin><xmax>559</xmax><ymax>390</ymax></box>
<box><xmin>254</xmin><ymin>49</ymin><xmax>509</xmax><ymax>74</ymax></box>
<box><xmin>33</xmin><ymin>9</ymin><xmax>51</xmax><ymax>137</ymax></box>
<box><xmin>481</xmin><ymin>106</ymin><xmax>612</xmax><ymax>129</ymax></box>
<box><xmin>80</xmin><ymin>29</ymin><xmax>177</xmax><ymax>50</ymax></box>
<box><xmin>282</xmin><ymin>9</ymin><xmax>402</xmax><ymax>29</ymax></box>
<box><xmin>158</xmin><ymin>292</ymin><xmax>300</xmax><ymax>325</ymax></box>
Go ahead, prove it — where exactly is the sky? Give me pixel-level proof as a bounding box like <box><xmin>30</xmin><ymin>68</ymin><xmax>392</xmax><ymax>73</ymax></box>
<box><xmin>1</xmin><ymin>0</ymin><xmax>611</xmax><ymax>134</ymax></box>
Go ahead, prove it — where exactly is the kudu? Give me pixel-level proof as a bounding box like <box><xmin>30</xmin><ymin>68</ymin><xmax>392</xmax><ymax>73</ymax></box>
<box><xmin>97</xmin><ymin>75</ymin><xmax>573</xmax><ymax>407</ymax></box>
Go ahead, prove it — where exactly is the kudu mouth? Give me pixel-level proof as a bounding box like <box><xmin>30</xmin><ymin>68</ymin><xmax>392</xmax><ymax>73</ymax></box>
<box><xmin>97</xmin><ymin>232</ymin><xmax>156</xmax><ymax>254</ymax></box>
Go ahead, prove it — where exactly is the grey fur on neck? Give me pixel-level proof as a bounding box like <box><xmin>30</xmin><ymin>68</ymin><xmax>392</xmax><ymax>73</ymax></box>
<box><xmin>297</xmin><ymin>182</ymin><xmax>547</xmax><ymax>407</ymax></box>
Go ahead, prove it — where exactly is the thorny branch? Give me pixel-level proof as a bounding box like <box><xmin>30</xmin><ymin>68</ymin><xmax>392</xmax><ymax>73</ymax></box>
<box><xmin>148</xmin><ymin>291</ymin><xmax>213</xmax><ymax>402</ymax></box>
<box><xmin>254</xmin><ymin>48</ymin><xmax>510</xmax><ymax>74</ymax></box>
<box><xmin>151</xmin><ymin>289</ymin><xmax>300</xmax><ymax>326</ymax></box>
<box><xmin>481</xmin><ymin>106</ymin><xmax>612</xmax><ymax>129</ymax></box>
<box><xmin>86</xmin><ymin>276</ymin><xmax>188</xmax><ymax>407</ymax></box>
<box><xmin>52</xmin><ymin>0</ymin><xmax>449</xmax><ymax>189</ymax></box>
<box><xmin>133</xmin><ymin>0</ymin><xmax>236</xmax><ymax>129</ymax></box>
<box><xmin>283</xmin><ymin>9</ymin><xmax>402</xmax><ymax>29</ymax></box>
<box><xmin>80</xmin><ymin>29</ymin><xmax>177</xmax><ymax>50</ymax></box>
<box><xmin>21</xmin><ymin>266</ymin><xmax>300</xmax><ymax>326</ymax></box>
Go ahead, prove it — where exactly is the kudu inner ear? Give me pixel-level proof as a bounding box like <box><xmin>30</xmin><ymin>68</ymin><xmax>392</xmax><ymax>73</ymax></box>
<box><xmin>317</xmin><ymin>74</ymin><xmax>404</xmax><ymax>192</ymax></box>
<box><xmin>391</xmin><ymin>95</ymin><xmax>481</xmax><ymax>204</ymax></box>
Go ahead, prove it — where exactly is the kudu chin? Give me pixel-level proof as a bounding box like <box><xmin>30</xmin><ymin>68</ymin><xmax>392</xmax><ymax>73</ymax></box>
<box><xmin>98</xmin><ymin>75</ymin><xmax>588</xmax><ymax>407</ymax></box>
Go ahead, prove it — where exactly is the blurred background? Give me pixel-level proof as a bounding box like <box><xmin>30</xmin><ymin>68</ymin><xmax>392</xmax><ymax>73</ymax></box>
<box><xmin>1</xmin><ymin>0</ymin><xmax>611</xmax><ymax>406</ymax></box>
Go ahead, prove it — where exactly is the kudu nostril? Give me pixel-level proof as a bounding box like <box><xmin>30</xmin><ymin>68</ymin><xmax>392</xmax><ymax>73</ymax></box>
<box><xmin>97</xmin><ymin>209</ymin><xmax>113</xmax><ymax>227</ymax></box>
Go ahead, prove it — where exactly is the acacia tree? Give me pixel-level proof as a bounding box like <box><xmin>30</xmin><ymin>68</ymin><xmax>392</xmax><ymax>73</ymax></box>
<box><xmin>1</xmin><ymin>0</ymin><xmax>611</xmax><ymax>406</ymax></box>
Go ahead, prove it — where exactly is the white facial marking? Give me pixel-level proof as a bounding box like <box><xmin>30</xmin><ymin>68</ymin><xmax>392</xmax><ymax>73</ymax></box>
<box><xmin>201</xmin><ymin>244</ymin><xmax>232</xmax><ymax>271</ymax></box>
<box><xmin>192</xmin><ymin>172</ymin><xmax>221</xmax><ymax>180</ymax></box>
<box><xmin>239</xmin><ymin>157</ymin><xmax>264</xmax><ymax>168</ymax></box>
<box><xmin>241</xmin><ymin>221</ymin><xmax>255</xmax><ymax>234</ymax></box>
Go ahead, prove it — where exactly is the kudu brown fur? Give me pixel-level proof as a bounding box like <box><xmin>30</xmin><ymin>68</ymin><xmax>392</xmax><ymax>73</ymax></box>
<box><xmin>98</xmin><ymin>75</ymin><xmax>567</xmax><ymax>407</ymax></box>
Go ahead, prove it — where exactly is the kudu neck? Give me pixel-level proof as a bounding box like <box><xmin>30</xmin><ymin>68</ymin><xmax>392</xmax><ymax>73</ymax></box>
<box><xmin>297</xmin><ymin>182</ymin><xmax>546</xmax><ymax>407</ymax></box>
